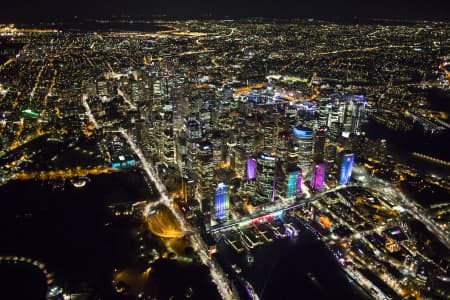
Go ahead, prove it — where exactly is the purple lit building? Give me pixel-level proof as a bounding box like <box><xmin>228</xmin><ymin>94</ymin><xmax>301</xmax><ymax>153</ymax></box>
<box><xmin>311</xmin><ymin>162</ymin><xmax>325</xmax><ymax>191</ymax></box>
<box><xmin>246</xmin><ymin>157</ymin><xmax>257</xmax><ymax>180</ymax></box>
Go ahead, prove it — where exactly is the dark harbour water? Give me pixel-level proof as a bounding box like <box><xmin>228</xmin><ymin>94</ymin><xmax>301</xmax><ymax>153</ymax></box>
<box><xmin>216</xmin><ymin>220</ymin><xmax>372</xmax><ymax>300</ymax></box>
<box><xmin>365</xmin><ymin>121</ymin><xmax>450</xmax><ymax>176</ymax></box>
<box><xmin>0</xmin><ymin>263</ymin><xmax>47</xmax><ymax>299</ymax></box>
<box><xmin>0</xmin><ymin>170</ymin><xmax>153</xmax><ymax>298</ymax></box>
<box><xmin>0</xmin><ymin>170</ymin><xmax>220</xmax><ymax>299</ymax></box>
<box><xmin>365</xmin><ymin>88</ymin><xmax>450</xmax><ymax>176</ymax></box>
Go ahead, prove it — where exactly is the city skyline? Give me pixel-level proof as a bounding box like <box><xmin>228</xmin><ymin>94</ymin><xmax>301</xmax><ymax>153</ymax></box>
<box><xmin>0</xmin><ymin>15</ymin><xmax>449</xmax><ymax>300</ymax></box>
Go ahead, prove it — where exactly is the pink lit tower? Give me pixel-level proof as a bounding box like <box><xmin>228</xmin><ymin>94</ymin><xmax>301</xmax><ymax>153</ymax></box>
<box><xmin>310</xmin><ymin>162</ymin><xmax>325</xmax><ymax>191</ymax></box>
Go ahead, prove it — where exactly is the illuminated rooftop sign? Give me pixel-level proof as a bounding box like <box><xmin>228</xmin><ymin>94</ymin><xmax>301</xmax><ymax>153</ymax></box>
<box><xmin>293</xmin><ymin>126</ymin><xmax>313</xmax><ymax>138</ymax></box>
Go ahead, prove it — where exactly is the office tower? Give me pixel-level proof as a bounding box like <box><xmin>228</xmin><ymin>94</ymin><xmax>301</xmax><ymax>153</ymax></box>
<box><xmin>163</xmin><ymin>126</ymin><xmax>175</xmax><ymax>163</ymax></box>
<box><xmin>211</xmin><ymin>131</ymin><xmax>225</xmax><ymax>168</ymax></box>
<box><xmin>226</xmin><ymin>142</ymin><xmax>236</xmax><ymax>170</ymax></box>
<box><xmin>199</xmin><ymin>107</ymin><xmax>211</xmax><ymax>135</ymax></box>
<box><xmin>297</xmin><ymin>101</ymin><xmax>316</xmax><ymax>121</ymax></box>
<box><xmin>186</xmin><ymin>117</ymin><xmax>202</xmax><ymax>139</ymax></box>
<box><xmin>313</xmin><ymin>127</ymin><xmax>327</xmax><ymax>161</ymax></box>
<box><xmin>292</xmin><ymin>125</ymin><xmax>313</xmax><ymax>175</ymax></box>
<box><xmin>342</xmin><ymin>100</ymin><xmax>354</xmax><ymax>134</ymax></box>
<box><xmin>350</xmin><ymin>102</ymin><xmax>363</xmax><ymax>135</ymax></box>
<box><xmin>276</xmin><ymin>130</ymin><xmax>301</xmax><ymax>201</ymax></box>
<box><xmin>171</xmin><ymin>83</ymin><xmax>187</xmax><ymax>131</ymax></box>
<box><xmin>214</xmin><ymin>183</ymin><xmax>230</xmax><ymax>221</ymax></box>
<box><xmin>254</xmin><ymin>153</ymin><xmax>277</xmax><ymax>206</ymax></box>
<box><xmin>287</xmin><ymin>166</ymin><xmax>302</xmax><ymax>199</ymax></box>
<box><xmin>339</xmin><ymin>150</ymin><xmax>354</xmax><ymax>185</ymax></box>
<box><xmin>350</xmin><ymin>95</ymin><xmax>367</xmax><ymax>135</ymax></box>
<box><xmin>232</xmin><ymin>146</ymin><xmax>246</xmax><ymax>178</ymax></box>
<box><xmin>276</xmin><ymin>130</ymin><xmax>291</xmax><ymax>161</ymax></box>
<box><xmin>318</xmin><ymin>102</ymin><xmax>332</xmax><ymax>128</ymax></box>
<box><xmin>311</xmin><ymin>162</ymin><xmax>326</xmax><ymax>191</ymax></box>
<box><xmin>147</xmin><ymin>111</ymin><xmax>164</xmax><ymax>162</ymax></box>
<box><xmin>246</xmin><ymin>157</ymin><xmax>257</xmax><ymax>180</ymax></box>
<box><xmin>325</xmin><ymin>144</ymin><xmax>338</xmax><ymax>174</ymax></box>
<box><xmin>185</xmin><ymin>118</ymin><xmax>202</xmax><ymax>174</ymax></box>
<box><xmin>278</xmin><ymin>164</ymin><xmax>302</xmax><ymax>201</ymax></box>
<box><xmin>130</xmin><ymin>78</ymin><xmax>151</xmax><ymax>104</ymax></box>
<box><xmin>240</xmin><ymin>113</ymin><xmax>258</xmax><ymax>154</ymax></box>
<box><xmin>259</xmin><ymin>114</ymin><xmax>276</xmax><ymax>153</ymax></box>
<box><xmin>328</xmin><ymin>121</ymin><xmax>343</xmax><ymax>142</ymax></box>
<box><xmin>195</xmin><ymin>141</ymin><xmax>214</xmax><ymax>216</ymax></box>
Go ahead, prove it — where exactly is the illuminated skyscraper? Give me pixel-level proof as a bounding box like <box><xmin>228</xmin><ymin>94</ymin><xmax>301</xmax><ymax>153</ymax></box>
<box><xmin>325</xmin><ymin>144</ymin><xmax>338</xmax><ymax>176</ymax></box>
<box><xmin>313</xmin><ymin>127</ymin><xmax>327</xmax><ymax>161</ymax></box>
<box><xmin>195</xmin><ymin>141</ymin><xmax>214</xmax><ymax>217</ymax></box>
<box><xmin>279</xmin><ymin>164</ymin><xmax>302</xmax><ymax>201</ymax></box>
<box><xmin>183</xmin><ymin>117</ymin><xmax>202</xmax><ymax>174</ymax></box>
<box><xmin>276</xmin><ymin>130</ymin><xmax>291</xmax><ymax>161</ymax></box>
<box><xmin>246</xmin><ymin>157</ymin><xmax>257</xmax><ymax>180</ymax></box>
<box><xmin>254</xmin><ymin>153</ymin><xmax>277</xmax><ymax>206</ymax></box>
<box><xmin>292</xmin><ymin>126</ymin><xmax>313</xmax><ymax>175</ymax></box>
<box><xmin>215</xmin><ymin>183</ymin><xmax>230</xmax><ymax>221</ymax></box>
<box><xmin>328</xmin><ymin>121</ymin><xmax>343</xmax><ymax>142</ymax></box>
<box><xmin>211</xmin><ymin>131</ymin><xmax>225</xmax><ymax>167</ymax></box>
<box><xmin>311</xmin><ymin>162</ymin><xmax>325</xmax><ymax>191</ymax></box>
<box><xmin>258</xmin><ymin>114</ymin><xmax>276</xmax><ymax>153</ymax></box>
<box><xmin>233</xmin><ymin>146</ymin><xmax>246</xmax><ymax>178</ymax></box>
<box><xmin>350</xmin><ymin>95</ymin><xmax>367</xmax><ymax>135</ymax></box>
<box><xmin>339</xmin><ymin>150</ymin><xmax>354</xmax><ymax>185</ymax></box>
<box><xmin>186</xmin><ymin>118</ymin><xmax>202</xmax><ymax>139</ymax></box>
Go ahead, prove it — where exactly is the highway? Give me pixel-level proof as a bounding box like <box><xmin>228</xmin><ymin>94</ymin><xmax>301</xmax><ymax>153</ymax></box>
<box><xmin>209</xmin><ymin>184</ymin><xmax>360</xmax><ymax>233</ymax></box>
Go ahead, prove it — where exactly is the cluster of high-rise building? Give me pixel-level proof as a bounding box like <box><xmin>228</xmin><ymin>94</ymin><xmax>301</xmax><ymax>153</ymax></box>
<box><xmin>132</xmin><ymin>72</ymin><xmax>365</xmax><ymax>225</ymax></box>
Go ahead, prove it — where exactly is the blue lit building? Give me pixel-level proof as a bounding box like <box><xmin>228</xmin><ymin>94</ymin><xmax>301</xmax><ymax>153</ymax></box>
<box><xmin>285</xmin><ymin>166</ymin><xmax>302</xmax><ymax>199</ymax></box>
<box><xmin>215</xmin><ymin>183</ymin><xmax>230</xmax><ymax>221</ymax></box>
<box><xmin>339</xmin><ymin>151</ymin><xmax>354</xmax><ymax>185</ymax></box>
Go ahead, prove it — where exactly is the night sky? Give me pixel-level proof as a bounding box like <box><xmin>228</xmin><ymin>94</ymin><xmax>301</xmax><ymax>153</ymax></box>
<box><xmin>0</xmin><ymin>0</ymin><xmax>449</xmax><ymax>22</ymax></box>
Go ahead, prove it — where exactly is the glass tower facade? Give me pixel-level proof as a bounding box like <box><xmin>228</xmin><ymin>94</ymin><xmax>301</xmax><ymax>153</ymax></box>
<box><xmin>215</xmin><ymin>183</ymin><xmax>230</xmax><ymax>221</ymax></box>
<box><xmin>292</xmin><ymin>126</ymin><xmax>313</xmax><ymax>176</ymax></box>
<box><xmin>286</xmin><ymin>168</ymin><xmax>302</xmax><ymax>199</ymax></box>
<box><xmin>254</xmin><ymin>153</ymin><xmax>277</xmax><ymax>206</ymax></box>
<box><xmin>311</xmin><ymin>162</ymin><xmax>325</xmax><ymax>191</ymax></box>
<box><xmin>339</xmin><ymin>151</ymin><xmax>354</xmax><ymax>185</ymax></box>
<box><xmin>246</xmin><ymin>157</ymin><xmax>257</xmax><ymax>180</ymax></box>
